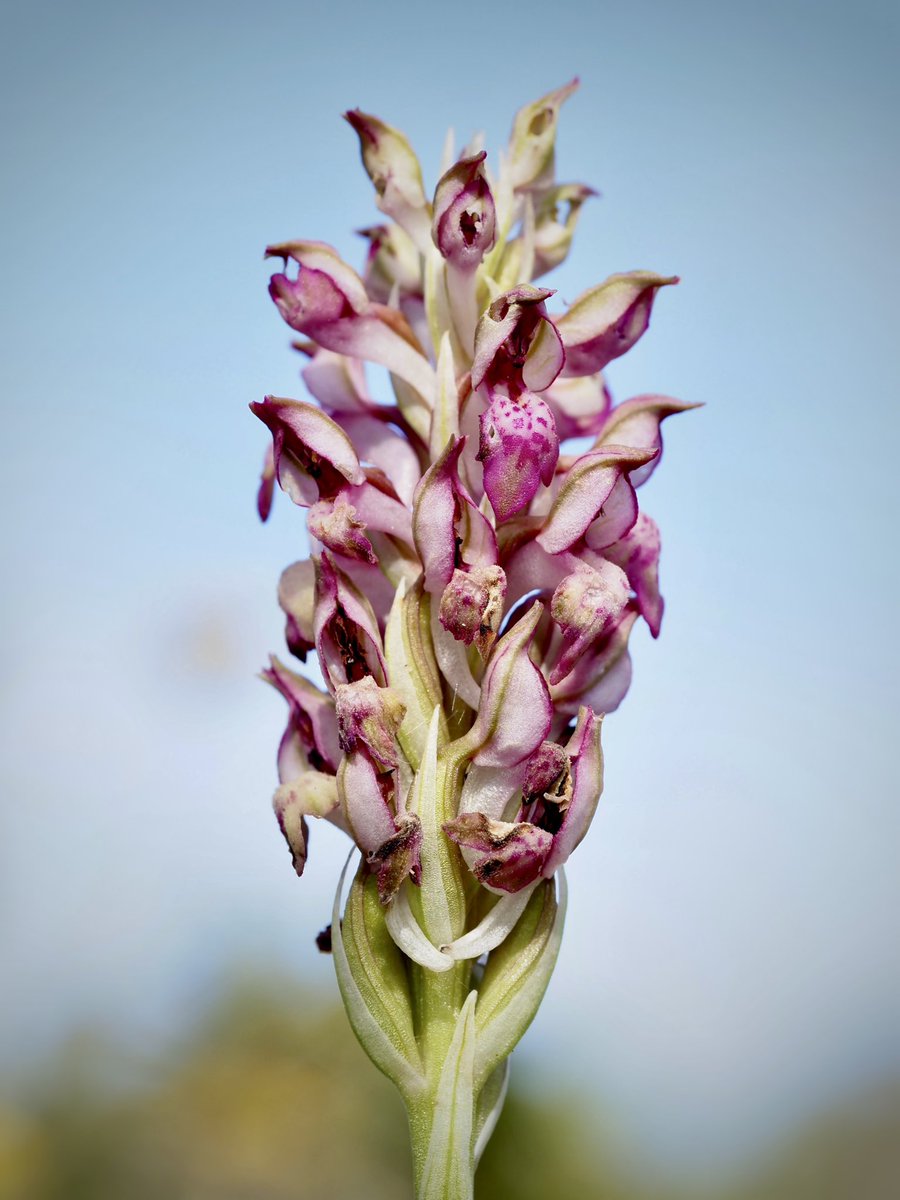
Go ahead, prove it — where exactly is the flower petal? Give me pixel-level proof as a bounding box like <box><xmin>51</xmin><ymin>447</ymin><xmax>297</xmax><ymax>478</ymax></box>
<box><xmin>439</xmin><ymin>565</ymin><xmax>507</xmax><ymax>658</ymax></box>
<box><xmin>266</xmin><ymin>239</ymin><xmax>370</xmax><ymax>312</ymax></box>
<box><xmin>531</xmin><ymin>182</ymin><xmax>597</xmax><ymax>277</ymax></box>
<box><xmin>536</xmin><ymin>444</ymin><xmax>657</xmax><ymax>554</ymax></box>
<box><xmin>257</xmin><ymin>444</ymin><xmax>276</xmax><ymax>521</ymax></box>
<box><xmin>550</xmin><ymin>607</ymin><xmax>639</xmax><ymax>716</ymax></box>
<box><xmin>277</xmin><ymin>560</ymin><xmax>316</xmax><ymax>660</ymax></box>
<box><xmin>465</xmin><ymin>603</ymin><xmax>552</xmax><ymax>767</ymax></box>
<box><xmin>548</xmin><ymin>561</ymin><xmax>631</xmax><ymax>686</ymax></box>
<box><xmin>342</xmin><ymin>477</ymin><xmax>414</xmax><ymax>547</ymax></box>
<box><xmin>543</xmin><ymin>373</ymin><xmax>612</xmax><ymax>440</ymax></box>
<box><xmin>308</xmin><ymin>493</ymin><xmax>376</xmax><ymax>563</ymax></box>
<box><xmin>369</xmin><ymin>813</ymin><xmax>423</xmax><ymax>906</ymax></box>
<box><xmin>273</xmin><ymin>770</ymin><xmax>340</xmax><ymax>876</ymax></box>
<box><xmin>412</xmin><ymin>436</ymin><xmax>497</xmax><ymax>595</ymax></box>
<box><xmin>268</xmin><ymin>246</ymin><xmax>436</xmax><ymax>403</ymax></box>
<box><xmin>337</xmin><ymin>747</ymin><xmax>397</xmax><ymax>855</ymax></box>
<box><xmin>262</xmin><ymin>654</ymin><xmax>341</xmax><ymax>775</ymax></box>
<box><xmin>302</xmin><ymin>311</ymin><xmax>437</xmax><ymax>406</ymax></box>
<box><xmin>522</xmin><ymin>314</ymin><xmax>565</xmax><ymax>392</ymax></box>
<box><xmin>358</xmin><ymin>223</ymin><xmax>422</xmax><ymax>303</ymax></box>
<box><xmin>595</xmin><ymin>394</ymin><xmax>701</xmax><ymax>486</ymax></box>
<box><xmin>250</xmin><ymin>396</ymin><xmax>364</xmax><ymax>506</ymax></box>
<box><xmin>338</xmin><ymin>415</ymin><xmax>421</xmax><ymax>506</ymax></box>
<box><xmin>442</xmin><ymin>812</ymin><xmax>552</xmax><ymax>893</ymax></box>
<box><xmin>313</xmin><ymin>553</ymin><xmax>387</xmax><ymax>690</ymax></box>
<box><xmin>605</xmin><ymin>512</ymin><xmax>664</xmax><ymax>637</ymax></box>
<box><xmin>471</xmin><ymin>285</ymin><xmax>558</xmax><ymax>392</ymax></box>
<box><xmin>301</xmin><ymin>348</ymin><xmax>374</xmax><ymax>414</ymax></box>
<box><xmin>542</xmin><ymin>708</ymin><xmax>603</xmax><ymax>876</ymax></box>
<box><xmin>557</xmin><ymin>271</ymin><xmax>679</xmax><ymax>376</ymax></box>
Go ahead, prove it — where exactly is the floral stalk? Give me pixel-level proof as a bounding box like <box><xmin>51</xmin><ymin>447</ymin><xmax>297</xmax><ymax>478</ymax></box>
<box><xmin>255</xmin><ymin>79</ymin><xmax>695</xmax><ymax>1199</ymax></box>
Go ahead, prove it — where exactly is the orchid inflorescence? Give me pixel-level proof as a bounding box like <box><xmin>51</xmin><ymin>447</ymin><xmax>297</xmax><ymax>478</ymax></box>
<box><xmin>254</xmin><ymin>78</ymin><xmax>693</xmax><ymax>1198</ymax></box>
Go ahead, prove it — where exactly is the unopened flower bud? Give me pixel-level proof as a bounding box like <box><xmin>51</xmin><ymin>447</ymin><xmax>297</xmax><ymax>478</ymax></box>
<box><xmin>344</xmin><ymin>109</ymin><xmax>432</xmax><ymax>250</ymax></box>
<box><xmin>507</xmin><ymin>78</ymin><xmax>579</xmax><ymax>191</ymax></box>
<box><xmin>549</xmin><ymin>561</ymin><xmax>630</xmax><ymax>685</ymax></box>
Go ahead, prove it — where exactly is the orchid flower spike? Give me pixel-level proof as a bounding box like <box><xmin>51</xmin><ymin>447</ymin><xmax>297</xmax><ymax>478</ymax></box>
<box><xmin>254</xmin><ymin>78</ymin><xmax>696</xmax><ymax>1200</ymax></box>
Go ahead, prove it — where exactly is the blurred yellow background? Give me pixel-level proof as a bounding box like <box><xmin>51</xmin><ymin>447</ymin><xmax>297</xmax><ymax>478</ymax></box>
<box><xmin>2</xmin><ymin>973</ymin><xmax>898</xmax><ymax>1199</ymax></box>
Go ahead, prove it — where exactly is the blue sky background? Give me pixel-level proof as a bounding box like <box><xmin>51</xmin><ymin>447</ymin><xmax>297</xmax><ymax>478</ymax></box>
<box><xmin>1</xmin><ymin>0</ymin><xmax>898</xmax><ymax>1179</ymax></box>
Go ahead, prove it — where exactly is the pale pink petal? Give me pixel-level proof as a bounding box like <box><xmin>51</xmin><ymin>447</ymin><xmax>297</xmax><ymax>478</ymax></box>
<box><xmin>550</xmin><ymin>608</ymin><xmax>639</xmax><ymax>716</ymax></box>
<box><xmin>307</xmin><ymin>493</ymin><xmax>376</xmax><ymax>564</ymax></box>
<box><xmin>261</xmin><ymin>655</ymin><xmax>341</xmax><ymax>775</ymax></box>
<box><xmin>257</xmin><ymin>444</ymin><xmax>276</xmax><ymax>522</ymax></box>
<box><xmin>548</xmin><ymin>561</ymin><xmax>631</xmax><ymax>686</ymax></box>
<box><xmin>301</xmin><ymin>349</ymin><xmax>374</xmax><ymax>414</ymax></box>
<box><xmin>313</xmin><ymin>553</ymin><xmax>387</xmax><ymax>690</ymax></box>
<box><xmin>337</xmin><ymin>415</ymin><xmax>420</xmax><ymax>506</ymax></box>
<box><xmin>531</xmin><ymin>183</ymin><xmax>597</xmax><ymax>277</ymax></box>
<box><xmin>468</xmin><ymin>603</ymin><xmax>552</xmax><ymax>767</ymax></box>
<box><xmin>432</xmin><ymin>151</ymin><xmax>496</xmax><ymax>270</ymax></box>
<box><xmin>536</xmin><ymin>445</ymin><xmax>657</xmax><ymax>553</ymax></box>
<box><xmin>250</xmin><ymin>396</ymin><xmax>364</xmax><ymax>507</ymax></box>
<box><xmin>543</xmin><ymin>374</ymin><xmax>612</xmax><ymax>439</ymax></box>
<box><xmin>337</xmin><ymin>748</ymin><xmax>397</xmax><ymax>856</ymax></box>
<box><xmin>278</xmin><ymin>560</ymin><xmax>316</xmax><ymax>661</ymax></box>
<box><xmin>439</xmin><ymin>565</ymin><xmax>507</xmax><ymax>658</ymax></box>
<box><xmin>266</xmin><ymin>239</ymin><xmax>370</xmax><ymax>312</ymax></box>
<box><xmin>557</xmin><ymin>271</ymin><xmax>679</xmax><ymax>376</ymax></box>
<box><xmin>605</xmin><ymin>512</ymin><xmax>664</xmax><ymax>637</ymax></box>
<box><xmin>412</xmin><ymin>437</ymin><xmax>497</xmax><ymax>595</ymax></box>
<box><xmin>596</xmin><ymin>394</ymin><xmax>701</xmax><ymax>486</ymax></box>
<box><xmin>273</xmin><ymin>771</ymin><xmax>341</xmax><ymax>877</ymax></box>
<box><xmin>471</xmin><ymin>285</ymin><xmax>556</xmax><ymax>392</ymax></box>
<box><xmin>522</xmin><ymin>316</ymin><xmax>565</xmax><ymax>392</ymax></box>
<box><xmin>334</xmin><ymin>676</ymin><xmax>406</xmax><ymax>770</ymax></box>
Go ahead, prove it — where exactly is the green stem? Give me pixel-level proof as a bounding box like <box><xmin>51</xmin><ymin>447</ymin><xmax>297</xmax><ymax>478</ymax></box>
<box><xmin>407</xmin><ymin>965</ymin><xmax>478</xmax><ymax>1200</ymax></box>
